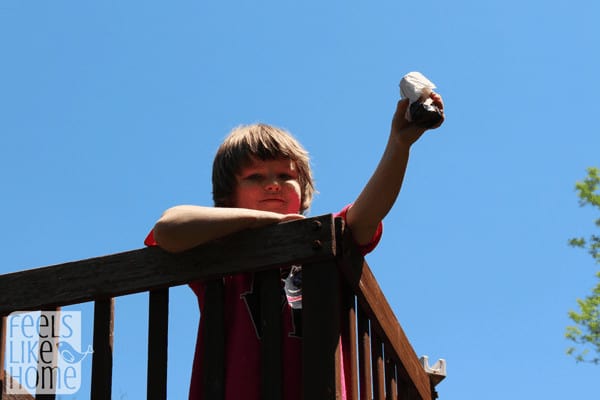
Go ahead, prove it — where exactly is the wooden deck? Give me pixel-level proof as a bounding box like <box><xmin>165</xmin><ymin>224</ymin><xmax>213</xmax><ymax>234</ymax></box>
<box><xmin>0</xmin><ymin>214</ymin><xmax>443</xmax><ymax>399</ymax></box>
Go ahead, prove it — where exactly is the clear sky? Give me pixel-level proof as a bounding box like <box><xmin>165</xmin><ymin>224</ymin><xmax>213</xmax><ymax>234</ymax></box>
<box><xmin>1</xmin><ymin>0</ymin><xmax>599</xmax><ymax>399</ymax></box>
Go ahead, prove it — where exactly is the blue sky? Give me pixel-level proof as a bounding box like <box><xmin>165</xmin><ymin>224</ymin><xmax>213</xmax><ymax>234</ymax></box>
<box><xmin>1</xmin><ymin>0</ymin><xmax>599</xmax><ymax>398</ymax></box>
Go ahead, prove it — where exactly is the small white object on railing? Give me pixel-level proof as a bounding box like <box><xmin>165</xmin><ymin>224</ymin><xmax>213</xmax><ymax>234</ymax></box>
<box><xmin>419</xmin><ymin>355</ymin><xmax>447</xmax><ymax>386</ymax></box>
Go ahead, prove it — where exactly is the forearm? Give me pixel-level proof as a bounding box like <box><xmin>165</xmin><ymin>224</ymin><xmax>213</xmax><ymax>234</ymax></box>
<box><xmin>346</xmin><ymin>134</ymin><xmax>411</xmax><ymax>245</ymax></box>
<box><xmin>153</xmin><ymin>205</ymin><xmax>292</xmax><ymax>253</ymax></box>
<box><xmin>346</xmin><ymin>95</ymin><xmax>444</xmax><ymax>245</ymax></box>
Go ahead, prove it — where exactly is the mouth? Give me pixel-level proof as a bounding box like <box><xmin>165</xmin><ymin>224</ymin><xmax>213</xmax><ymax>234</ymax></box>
<box><xmin>260</xmin><ymin>198</ymin><xmax>285</xmax><ymax>204</ymax></box>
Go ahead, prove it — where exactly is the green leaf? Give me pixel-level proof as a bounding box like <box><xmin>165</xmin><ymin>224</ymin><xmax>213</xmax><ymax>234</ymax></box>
<box><xmin>566</xmin><ymin>167</ymin><xmax>600</xmax><ymax>365</ymax></box>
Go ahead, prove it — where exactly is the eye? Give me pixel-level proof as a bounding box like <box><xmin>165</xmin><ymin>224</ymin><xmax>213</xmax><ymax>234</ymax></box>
<box><xmin>278</xmin><ymin>173</ymin><xmax>293</xmax><ymax>180</ymax></box>
<box><xmin>244</xmin><ymin>173</ymin><xmax>263</xmax><ymax>181</ymax></box>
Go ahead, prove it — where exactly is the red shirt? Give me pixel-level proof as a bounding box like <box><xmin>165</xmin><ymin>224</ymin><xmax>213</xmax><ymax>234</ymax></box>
<box><xmin>144</xmin><ymin>206</ymin><xmax>382</xmax><ymax>400</ymax></box>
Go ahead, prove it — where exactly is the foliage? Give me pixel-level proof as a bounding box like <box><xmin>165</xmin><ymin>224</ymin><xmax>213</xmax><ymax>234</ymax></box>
<box><xmin>566</xmin><ymin>167</ymin><xmax>600</xmax><ymax>364</ymax></box>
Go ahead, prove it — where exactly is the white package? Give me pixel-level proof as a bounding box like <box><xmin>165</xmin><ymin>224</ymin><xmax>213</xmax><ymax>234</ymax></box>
<box><xmin>400</xmin><ymin>71</ymin><xmax>437</xmax><ymax>103</ymax></box>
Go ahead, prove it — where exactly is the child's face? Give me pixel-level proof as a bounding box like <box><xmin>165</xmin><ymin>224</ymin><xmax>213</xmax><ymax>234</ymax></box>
<box><xmin>233</xmin><ymin>157</ymin><xmax>302</xmax><ymax>214</ymax></box>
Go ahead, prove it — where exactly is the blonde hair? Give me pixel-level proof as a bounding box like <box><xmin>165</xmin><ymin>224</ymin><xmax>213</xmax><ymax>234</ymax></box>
<box><xmin>212</xmin><ymin>123</ymin><xmax>315</xmax><ymax>213</ymax></box>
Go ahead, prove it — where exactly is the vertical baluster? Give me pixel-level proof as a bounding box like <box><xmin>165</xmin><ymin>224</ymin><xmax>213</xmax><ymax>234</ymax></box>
<box><xmin>396</xmin><ymin>374</ymin><xmax>412</xmax><ymax>400</ymax></box>
<box><xmin>258</xmin><ymin>270</ymin><xmax>282</xmax><ymax>400</ymax></box>
<box><xmin>0</xmin><ymin>315</ymin><xmax>5</xmax><ymax>399</ymax></box>
<box><xmin>384</xmin><ymin>344</ymin><xmax>397</xmax><ymax>400</ymax></box>
<box><xmin>357</xmin><ymin>306</ymin><xmax>372</xmax><ymax>400</ymax></box>
<box><xmin>91</xmin><ymin>298</ymin><xmax>114</xmax><ymax>400</ymax></box>
<box><xmin>147</xmin><ymin>289</ymin><xmax>169</xmax><ymax>400</ymax></box>
<box><xmin>343</xmin><ymin>286</ymin><xmax>359</xmax><ymax>400</ymax></box>
<box><xmin>303</xmin><ymin>261</ymin><xmax>341</xmax><ymax>400</ymax></box>
<box><xmin>0</xmin><ymin>316</ymin><xmax>6</xmax><ymax>400</ymax></box>
<box><xmin>202</xmin><ymin>280</ymin><xmax>225</xmax><ymax>400</ymax></box>
<box><xmin>36</xmin><ymin>307</ymin><xmax>60</xmax><ymax>400</ymax></box>
<box><xmin>371</xmin><ymin>329</ymin><xmax>384</xmax><ymax>400</ymax></box>
<box><xmin>395</xmin><ymin>362</ymin><xmax>419</xmax><ymax>400</ymax></box>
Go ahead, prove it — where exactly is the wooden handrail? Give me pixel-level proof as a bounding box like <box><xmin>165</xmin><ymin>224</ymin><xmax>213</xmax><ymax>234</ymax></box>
<box><xmin>0</xmin><ymin>214</ymin><xmax>438</xmax><ymax>400</ymax></box>
<box><xmin>0</xmin><ymin>215</ymin><xmax>336</xmax><ymax>314</ymax></box>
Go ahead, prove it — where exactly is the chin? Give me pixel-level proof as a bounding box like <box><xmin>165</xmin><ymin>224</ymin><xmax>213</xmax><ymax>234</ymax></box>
<box><xmin>259</xmin><ymin>201</ymin><xmax>287</xmax><ymax>212</ymax></box>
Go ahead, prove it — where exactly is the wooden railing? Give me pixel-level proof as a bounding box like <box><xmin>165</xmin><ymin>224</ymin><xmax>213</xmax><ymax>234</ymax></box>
<box><xmin>0</xmin><ymin>214</ymin><xmax>444</xmax><ymax>399</ymax></box>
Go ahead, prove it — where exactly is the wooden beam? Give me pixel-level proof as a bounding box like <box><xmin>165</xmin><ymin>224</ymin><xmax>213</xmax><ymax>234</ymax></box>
<box><xmin>0</xmin><ymin>215</ymin><xmax>336</xmax><ymax>315</ymax></box>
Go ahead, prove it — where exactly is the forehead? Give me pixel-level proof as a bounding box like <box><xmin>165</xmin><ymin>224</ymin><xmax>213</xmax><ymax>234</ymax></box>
<box><xmin>239</xmin><ymin>156</ymin><xmax>296</xmax><ymax>171</ymax></box>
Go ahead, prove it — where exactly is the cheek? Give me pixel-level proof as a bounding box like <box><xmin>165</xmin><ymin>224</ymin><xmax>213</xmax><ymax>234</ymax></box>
<box><xmin>233</xmin><ymin>185</ymin><xmax>258</xmax><ymax>206</ymax></box>
<box><xmin>286</xmin><ymin>182</ymin><xmax>302</xmax><ymax>201</ymax></box>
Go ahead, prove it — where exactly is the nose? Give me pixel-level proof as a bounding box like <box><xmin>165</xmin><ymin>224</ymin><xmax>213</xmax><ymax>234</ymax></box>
<box><xmin>264</xmin><ymin>178</ymin><xmax>281</xmax><ymax>192</ymax></box>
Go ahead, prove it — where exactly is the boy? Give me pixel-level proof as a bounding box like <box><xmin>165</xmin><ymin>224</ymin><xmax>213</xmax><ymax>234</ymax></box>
<box><xmin>145</xmin><ymin>94</ymin><xmax>444</xmax><ymax>399</ymax></box>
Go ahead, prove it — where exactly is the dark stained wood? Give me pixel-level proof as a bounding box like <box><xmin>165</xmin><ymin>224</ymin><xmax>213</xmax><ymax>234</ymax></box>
<box><xmin>343</xmin><ymin>287</ymin><xmax>359</xmax><ymax>400</ymax></box>
<box><xmin>1</xmin><ymin>318</ymin><xmax>35</xmax><ymax>400</ymax></box>
<box><xmin>1</xmin><ymin>316</ymin><xmax>5</xmax><ymax>398</ymax></box>
<box><xmin>2</xmin><ymin>373</ymin><xmax>36</xmax><ymax>400</ymax></box>
<box><xmin>258</xmin><ymin>270</ymin><xmax>282</xmax><ymax>400</ymax></box>
<box><xmin>0</xmin><ymin>213</ymin><xmax>441</xmax><ymax>400</ymax></box>
<box><xmin>302</xmin><ymin>260</ymin><xmax>341</xmax><ymax>400</ymax></box>
<box><xmin>0</xmin><ymin>215</ymin><xmax>337</xmax><ymax>315</ymax></box>
<box><xmin>35</xmin><ymin>307</ymin><xmax>60</xmax><ymax>400</ymax></box>
<box><xmin>356</xmin><ymin>267</ymin><xmax>429</xmax><ymax>400</ymax></box>
<box><xmin>384</xmin><ymin>345</ymin><xmax>398</xmax><ymax>400</ymax></box>
<box><xmin>357</xmin><ymin>306</ymin><xmax>372</xmax><ymax>400</ymax></box>
<box><xmin>35</xmin><ymin>391</ymin><xmax>56</xmax><ymax>399</ymax></box>
<box><xmin>147</xmin><ymin>289</ymin><xmax>169</xmax><ymax>400</ymax></box>
<box><xmin>91</xmin><ymin>298</ymin><xmax>114</xmax><ymax>400</ymax></box>
<box><xmin>396</xmin><ymin>373</ymin><xmax>412</xmax><ymax>400</ymax></box>
<box><xmin>339</xmin><ymin>229</ymin><xmax>431</xmax><ymax>400</ymax></box>
<box><xmin>201</xmin><ymin>280</ymin><xmax>225</xmax><ymax>400</ymax></box>
<box><xmin>3</xmin><ymin>392</ymin><xmax>35</xmax><ymax>400</ymax></box>
<box><xmin>371</xmin><ymin>330</ymin><xmax>384</xmax><ymax>400</ymax></box>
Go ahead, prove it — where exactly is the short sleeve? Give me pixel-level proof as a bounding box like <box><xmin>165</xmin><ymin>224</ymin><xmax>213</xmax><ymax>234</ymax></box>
<box><xmin>335</xmin><ymin>204</ymin><xmax>383</xmax><ymax>256</ymax></box>
<box><xmin>144</xmin><ymin>230</ymin><xmax>157</xmax><ymax>247</ymax></box>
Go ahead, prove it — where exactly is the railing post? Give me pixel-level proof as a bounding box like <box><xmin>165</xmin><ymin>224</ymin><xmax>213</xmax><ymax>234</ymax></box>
<box><xmin>35</xmin><ymin>307</ymin><xmax>60</xmax><ymax>400</ymax></box>
<box><xmin>0</xmin><ymin>316</ymin><xmax>5</xmax><ymax>399</ymax></box>
<box><xmin>202</xmin><ymin>280</ymin><xmax>225</xmax><ymax>400</ymax></box>
<box><xmin>91</xmin><ymin>298</ymin><xmax>114</xmax><ymax>400</ymax></box>
<box><xmin>258</xmin><ymin>270</ymin><xmax>283</xmax><ymax>400</ymax></box>
<box><xmin>302</xmin><ymin>260</ymin><xmax>341</xmax><ymax>400</ymax></box>
<box><xmin>147</xmin><ymin>288</ymin><xmax>169</xmax><ymax>400</ymax></box>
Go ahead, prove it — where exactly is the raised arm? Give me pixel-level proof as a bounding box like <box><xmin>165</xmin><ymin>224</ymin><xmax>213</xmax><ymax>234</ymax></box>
<box><xmin>345</xmin><ymin>93</ymin><xmax>444</xmax><ymax>245</ymax></box>
<box><xmin>153</xmin><ymin>205</ymin><xmax>304</xmax><ymax>253</ymax></box>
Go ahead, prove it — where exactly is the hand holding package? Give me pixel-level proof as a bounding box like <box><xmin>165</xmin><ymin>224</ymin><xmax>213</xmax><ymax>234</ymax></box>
<box><xmin>400</xmin><ymin>72</ymin><xmax>443</xmax><ymax>128</ymax></box>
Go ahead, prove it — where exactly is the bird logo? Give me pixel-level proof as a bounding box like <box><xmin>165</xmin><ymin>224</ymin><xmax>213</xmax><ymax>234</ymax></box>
<box><xmin>57</xmin><ymin>342</ymin><xmax>94</xmax><ymax>364</ymax></box>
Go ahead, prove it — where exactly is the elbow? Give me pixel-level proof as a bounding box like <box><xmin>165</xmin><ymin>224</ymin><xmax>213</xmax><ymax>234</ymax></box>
<box><xmin>349</xmin><ymin>223</ymin><xmax>380</xmax><ymax>247</ymax></box>
<box><xmin>343</xmin><ymin>205</ymin><xmax>382</xmax><ymax>247</ymax></box>
<box><xmin>152</xmin><ymin>211</ymin><xmax>186</xmax><ymax>253</ymax></box>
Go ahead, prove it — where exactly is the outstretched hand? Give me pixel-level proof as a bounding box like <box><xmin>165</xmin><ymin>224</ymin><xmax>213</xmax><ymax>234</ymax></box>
<box><xmin>392</xmin><ymin>92</ymin><xmax>445</xmax><ymax>146</ymax></box>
